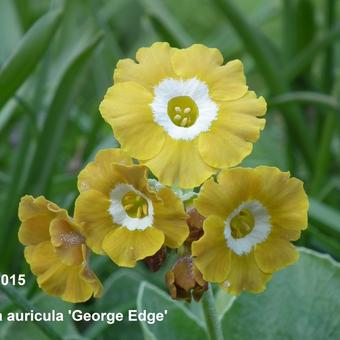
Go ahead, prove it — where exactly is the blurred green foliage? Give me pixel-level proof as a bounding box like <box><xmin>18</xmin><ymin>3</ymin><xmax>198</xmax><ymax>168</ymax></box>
<box><xmin>0</xmin><ymin>0</ymin><xmax>340</xmax><ymax>339</ymax></box>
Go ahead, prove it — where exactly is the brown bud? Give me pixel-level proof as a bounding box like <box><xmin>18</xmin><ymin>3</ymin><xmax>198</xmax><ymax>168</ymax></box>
<box><xmin>166</xmin><ymin>256</ymin><xmax>208</xmax><ymax>302</ymax></box>
<box><xmin>144</xmin><ymin>246</ymin><xmax>167</xmax><ymax>272</ymax></box>
<box><xmin>185</xmin><ymin>207</ymin><xmax>205</xmax><ymax>245</ymax></box>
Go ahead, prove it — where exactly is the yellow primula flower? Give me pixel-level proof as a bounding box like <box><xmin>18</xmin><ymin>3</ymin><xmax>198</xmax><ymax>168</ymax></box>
<box><xmin>192</xmin><ymin>166</ymin><xmax>308</xmax><ymax>295</ymax></box>
<box><xmin>74</xmin><ymin>148</ymin><xmax>189</xmax><ymax>267</ymax></box>
<box><xmin>18</xmin><ymin>195</ymin><xmax>102</xmax><ymax>303</ymax></box>
<box><xmin>99</xmin><ymin>42</ymin><xmax>266</xmax><ymax>188</ymax></box>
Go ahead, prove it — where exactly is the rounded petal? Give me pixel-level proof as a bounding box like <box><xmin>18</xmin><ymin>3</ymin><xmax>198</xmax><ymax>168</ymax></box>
<box><xmin>49</xmin><ymin>218</ymin><xmax>84</xmax><ymax>266</ymax></box>
<box><xmin>60</xmin><ymin>262</ymin><xmax>102</xmax><ymax>303</ymax></box>
<box><xmin>253</xmin><ymin>166</ymin><xmax>309</xmax><ymax>230</ymax></box>
<box><xmin>222</xmin><ymin>252</ymin><xmax>272</xmax><ymax>295</ymax></box>
<box><xmin>144</xmin><ymin>137</ymin><xmax>215</xmax><ymax>189</ymax></box>
<box><xmin>205</xmin><ymin>59</ymin><xmax>248</xmax><ymax>101</ymax></box>
<box><xmin>25</xmin><ymin>242</ymin><xmax>102</xmax><ymax>303</ymax></box>
<box><xmin>171</xmin><ymin>44</ymin><xmax>223</xmax><ymax>79</ymax></box>
<box><xmin>194</xmin><ymin>168</ymin><xmax>255</xmax><ymax>219</ymax></box>
<box><xmin>74</xmin><ymin>190</ymin><xmax>115</xmax><ymax>254</ymax></box>
<box><xmin>254</xmin><ymin>230</ymin><xmax>299</xmax><ymax>273</ymax></box>
<box><xmin>18</xmin><ymin>196</ymin><xmax>60</xmax><ymax>246</ymax></box>
<box><xmin>102</xmin><ymin>227</ymin><xmax>165</xmax><ymax>267</ymax></box>
<box><xmin>192</xmin><ymin>215</ymin><xmax>231</xmax><ymax>282</ymax></box>
<box><xmin>198</xmin><ymin>92</ymin><xmax>266</xmax><ymax>168</ymax></box>
<box><xmin>100</xmin><ymin>81</ymin><xmax>166</xmax><ymax>160</ymax></box>
<box><xmin>152</xmin><ymin>187</ymin><xmax>188</xmax><ymax>248</ymax></box>
<box><xmin>112</xmin><ymin>164</ymin><xmax>150</xmax><ymax>194</ymax></box>
<box><xmin>114</xmin><ymin>42</ymin><xmax>177</xmax><ymax>90</ymax></box>
<box><xmin>78</xmin><ymin>148</ymin><xmax>132</xmax><ymax>193</ymax></box>
<box><xmin>24</xmin><ymin>241</ymin><xmax>59</xmax><ymax>276</ymax></box>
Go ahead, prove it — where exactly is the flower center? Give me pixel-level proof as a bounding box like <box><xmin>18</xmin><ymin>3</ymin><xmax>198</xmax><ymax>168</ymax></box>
<box><xmin>122</xmin><ymin>191</ymin><xmax>148</xmax><ymax>218</ymax></box>
<box><xmin>167</xmin><ymin>96</ymin><xmax>199</xmax><ymax>127</ymax></box>
<box><xmin>224</xmin><ymin>200</ymin><xmax>271</xmax><ymax>255</ymax></box>
<box><xmin>230</xmin><ymin>209</ymin><xmax>255</xmax><ymax>239</ymax></box>
<box><xmin>151</xmin><ymin>78</ymin><xmax>218</xmax><ymax>140</ymax></box>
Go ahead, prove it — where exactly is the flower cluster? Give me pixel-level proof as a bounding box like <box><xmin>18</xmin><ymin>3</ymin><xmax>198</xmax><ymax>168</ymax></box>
<box><xmin>18</xmin><ymin>42</ymin><xmax>308</xmax><ymax>303</ymax></box>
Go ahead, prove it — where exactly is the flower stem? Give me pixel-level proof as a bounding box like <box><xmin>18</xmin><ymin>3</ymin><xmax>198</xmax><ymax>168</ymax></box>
<box><xmin>202</xmin><ymin>284</ymin><xmax>224</xmax><ymax>340</ymax></box>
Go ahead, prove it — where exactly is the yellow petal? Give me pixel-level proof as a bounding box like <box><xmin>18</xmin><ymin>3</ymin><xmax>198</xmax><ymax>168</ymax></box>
<box><xmin>254</xmin><ymin>230</ymin><xmax>299</xmax><ymax>273</ymax></box>
<box><xmin>198</xmin><ymin>92</ymin><xmax>266</xmax><ymax>168</ymax></box>
<box><xmin>112</xmin><ymin>164</ymin><xmax>150</xmax><ymax>194</ymax></box>
<box><xmin>171</xmin><ymin>44</ymin><xmax>223</xmax><ymax>79</ymax></box>
<box><xmin>60</xmin><ymin>262</ymin><xmax>102</xmax><ymax>303</ymax></box>
<box><xmin>102</xmin><ymin>227</ymin><xmax>165</xmax><ymax>267</ymax></box>
<box><xmin>114</xmin><ymin>42</ymin><xmax>177</xmax><ymax>90</ymax></box>
<box><xmin>18</xmin><ymin>196</ymin><xmax>60</xmax><ymax>245</ymax></box>
<box><xmin>49</xmin><ymin>217</ymin><xmax>84</xmax><ymax>266</ymax></box>
<box><xmin>253</xmin><ymin>166</ymin><xmax>309</xmax><ymax>230</ymax></box>
<box><xmin>222</xmin><ymin>251</ymin><xmax>271</xmax><ymax>295</ymax></box>
<box><xmin>100</xmin><ymin>81</ymin><xmax>166</xmax><ymax>160</ymax></box>
<box><xmin>152</xmin><ymin>187</ymin><xmax>188</xmax><ymax>248</ymax></box>
<box><xmin>192</xmin><ymin>215</ymin><xmax>231</xmax><ymax>282</ymax></box>
<box><xmin>74</xmin><ymin>190</ymin><xmax>115</xmax><ymax>254</ymax></box>
<box><xmin>78</xmin><ymin>148</ymin><xmax>132</xmax><ymax>193</ymax></box>
<box><xmin>26</xmin><ymin>242</ymin><xmax>102</xmax><ymax>303</ymax></box>
<box><xmin>194</xmin><ymin>168</ymin><xmax>255</xmax><ymax>219</ymax></box>
<box><xmin>205</xmin><ymin>59</ymin><xmax>248</xmax><ymax>101</ymax></box>
<box><xmin>24</xmin><ymin>241</ymin><xmax>59</xmax><ymax>276</ymax></box>
<box><xmin>144</xmin><ymin>137</ymin><xmax>215</xmax><ymax>189</ymax></box>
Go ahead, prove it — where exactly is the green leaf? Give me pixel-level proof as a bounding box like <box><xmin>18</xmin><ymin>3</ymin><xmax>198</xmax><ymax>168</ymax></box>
<box><xmin>270</xmin><ymin>92</ymin><xmax>340</xmax><ymax>112</ymax></box>
<box><xmin>221</xmin><ymin>248</ymin><xmax>340</xmax><ymax>339</ymax></box>
<box><xmin>137</xmin><ymin>282</ymin><xmax>207</xmax><ymax>340</ymax></box>
<box><xmin>0</xmin><ymin>282</ymin><xmax>63</xmax><ymax>340</ymax></box>
<box><xmin>138</xmin><ymin>0</ymin><xmax>193</xmax><ymax>47</ymax></box>
<box><xmin>212</xmin><ymin>0</ymin><xmax>315</xmax><ymax>170</ymax></box>
<box><xmin>0</xmin><ymin>9</ymin><xmax>63</xmax><ymax>109</ymax></box>
<box><xmin>0</xmin><ymin>30</ymin><xmax>103</xmax><ymax>268</ymax></box>
<box><xmin>309</xmin><ymin>198</ymin><xmax>340</xmax><ymax>236</ymax></box>
<box><xmin>85</xmin><ymin>270</ymin><xmax>142</xmax><ymax>338</ymax></box>
<box><xmin>286</xmin><ymin>24</ymin><xmax>340</xmax><ymax>80</ymax></box>
<box><xmin>24</xmin><ymin>31</ymin><xmax>103</xmax><ymax>196</ymax></box>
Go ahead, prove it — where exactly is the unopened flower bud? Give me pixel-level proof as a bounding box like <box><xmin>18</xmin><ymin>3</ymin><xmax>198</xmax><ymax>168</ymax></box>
<box><xmin>185</xmin><ymin>207</ymin><xmax>205</xmax><ymax>245</ymax></box>
<box><xmin>144</xmin><ymin>246</ymin><xmax>167</xmax><ymax>272</ymax></box>
<box><xmin>166</xmin><ymin>256</ymin><xmax>207</xmax><ymax>302</ymax></box>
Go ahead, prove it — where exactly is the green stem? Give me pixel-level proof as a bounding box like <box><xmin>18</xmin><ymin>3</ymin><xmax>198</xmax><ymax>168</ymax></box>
<box><xmin>202</xmin><ymin>284</ymin><xmax>224</xmax><ymax>340</ymax></box>
<box><xmin>0</xmin><ymin>279</ymin><xmax>62</xmax><ymax>340</ymax></box>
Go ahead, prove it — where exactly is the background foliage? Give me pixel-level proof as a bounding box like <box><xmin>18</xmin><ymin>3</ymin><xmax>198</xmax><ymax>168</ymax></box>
<box><xmin>0</xmin><ymin>0</ymin><xmax>339</xmax><ymax>339</ymax></box>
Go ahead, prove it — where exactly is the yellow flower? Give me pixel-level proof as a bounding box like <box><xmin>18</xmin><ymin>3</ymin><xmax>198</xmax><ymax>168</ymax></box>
<box><xmin>18</xmin><ymin>195</ymin><xmax>102</xmax><ymax>303</ymax></box>
<box><xmin>74</xmin><ymin>148</ymin><xmax>189</xmax><ymax>267</ymax></box>
<box><xmin>100</xmin><ymin>42</ymin><xmax>266</xmax><ymax>188</ymax></box>
<box><xmin>192</xmin><ymin>166</ymin><xmax>308</xmax><ymax>295</ymax></box>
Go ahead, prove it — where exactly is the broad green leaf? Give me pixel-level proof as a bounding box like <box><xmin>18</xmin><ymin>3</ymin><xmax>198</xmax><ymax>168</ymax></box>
<box><xmin>0</xmin><ymin>294</ymin><xmax>79</xmax><ymax>339</ymax></box>
<box><xmin>96</xmin><ymin>270</ymin><xmax>142</xmax><ymax>313</ymax></box>
<box><xmin>221</xmin><ymin>248</ymin><xmax>340</xmax><ymax>339</ymax></box>
<box><xmin>137</xmin><ymin>282</ymin><xmax>207</xmax><ymax>340</ymax></box>
<box><xmin>0</xmin><ymin>9</ymin><xmax>63</xmax><ymax>109</ymax></box>
<box><xmin>0</xmin><ymin>282</ymin><xmax>63</xmax><ymax>340</ymax></box>
<box><xmin>85</xmin><ymin>270</ymin><xmax>142</xmax><ymax>339</ymax></box>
